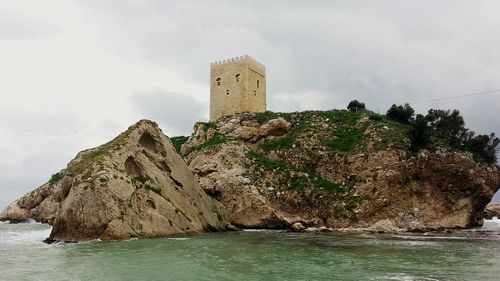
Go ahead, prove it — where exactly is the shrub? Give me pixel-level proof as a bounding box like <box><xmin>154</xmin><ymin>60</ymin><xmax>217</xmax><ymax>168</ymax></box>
<box><xmin>170</xmin><ymin>136</ymin><xmax>189</xmax><ymax>153</ymax></box>
<box><xmin>369</xmin><ymin>114</ymin><xmax>383</xmax><ymax>121</ymax></box>
<box><xmin>196</xmin><ymin>133</ymin><xmax>231</xmax><ymax>151</ymax></box>
<box><xmin>347</xmin><ymin>100</ymin><xmax>366</xmax><ymax>112</ymax></box>
<box><xmin>49</xmin><ymin>173</ymin><xmax>62</xmax><ymax>185</ymax></box>
<box><xmin>466</xmin><ymin>133</ymin><xmax>499</xmax><ymax>164</ymax></box>
<box><xmin>145</xmin><ymin>184</ymin><xmax>161</xmax><ymax>195</ymax></box>
<box><xmin>386</xmin><ymin>103</ymin><xmax>415</xmax><ymax>124</ymax></box>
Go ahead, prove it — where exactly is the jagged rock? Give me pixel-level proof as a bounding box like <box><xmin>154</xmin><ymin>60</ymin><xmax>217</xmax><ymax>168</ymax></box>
<box><xmin>0</xmin><ymin>202</ymin><xmax>30</xmax><ymax>223</ymax></box>
<box><xmin>484</xmin><ymin>203</ymin><xmax>500</xmax><ymax>219</ymax></box>
<box><xmin>0</xmin><ymin>120</ymin><xmax>229</xmax><ymax>241</ymax></box>
<box><xmin>368</xmin><ymin>219</ymin><xmax>401</xmax><ymax>233</ymax></box>
<box><xmin>291</xmin><ymin>222</ymin><xmax>305</xmax><ymax>232</ymax></box>
<box><xmin>258</xmin><ymin>118</ymin><xmax>291</xmax><ymax>137</ymax></box>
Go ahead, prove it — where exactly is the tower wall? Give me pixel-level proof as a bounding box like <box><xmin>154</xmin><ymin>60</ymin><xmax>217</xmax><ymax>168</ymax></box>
<box><xmin>210</xmin><ymin>55</ymin><xmax>266</xmax><ymax>121</ymax></box>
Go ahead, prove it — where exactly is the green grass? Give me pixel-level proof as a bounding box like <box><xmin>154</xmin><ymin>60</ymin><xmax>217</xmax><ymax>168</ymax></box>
<box><xmin>290</xmin><ymin>176</ymin><xmax>308</xmax><ymax>191</ymax></box>
<box><xmin>216</xmin><ymin>212</ymin><xmax>224</xmax><ymax>222</ymax></box>
<box><xmin>372</xmin><ymin>117</ymin><xmax>411</xmax><ymax>150</ymax></box>
<box><xmin>145</xmin><ymin>184</ymin><xmax>161</xmax><ymax>195</ymax></box>
<box><xmin>247</xmin><ymin>151</ymin><xmax>349</xmax><ymax>194</ymax></box>
<box><xmin>260</xmin><ymin>116</ymin><xmax>308</xmax><ymax>151</ymax></box>
<box><xmin>170</xmin><ymin>136</ymin><xmax>189</xmax><ymax>153</ymax></box>
<box><xmin>133</xmin><ymin>175</ymin><xmax>149</xmax><ymax>184</ymax></box>
<box><xmin>369</xmin><ymin>114</ymin><xmax>383</xmax><ymax>121</ymax></box>
<box><xmin>246</xmin><ymin>151</ymin><xmax>288</xmax><ymax>170</ymax></box>
<box><xmin>313</xmin><ymin>109</ymin><xmax>364</xmax><ymax>125</ymax></box>
<box><xmin>199</xmin><ymin>122</ymin><xmax>217</xmax><ymax>130</ymax></box>
<box><xmin>259</xmin><ymin>110</ymin><xmax>368</xmax><ymax>152</ymax></box>
<box><xmin>67</xmin><ymin>146</ymin><xmax>108</xmax><ymax>175</ymax></box>
<box><xmin>196</xmin><ymin>133</ymin><xmax>232</xmax><ymax>151</ymax></box>
<box><xmin>322</xmin><ymin>127</ymin><xmax>364</xmax><ymax>151</ymax></box>
<box><xmin>255</xmin><ymin>111</ymin><xmax>292</xmax><ymax>124</ymax></box>
<box><xmin>313</xmin><ymin>177</ymin><xmax>344</xmax><ymax>192</ymax></box>
<box><xmin>48</xmin><ymin>173</ymin><xmax>62</xmax><ymax>185</ymax></box>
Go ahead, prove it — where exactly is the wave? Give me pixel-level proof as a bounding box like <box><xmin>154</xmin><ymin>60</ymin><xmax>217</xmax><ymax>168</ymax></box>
<box><xmin>388</xmin><ymin>273</ymin><xmax>442</xmax><ymax>281</ymax></box>
<box><xmin>482</xmin><ymin>217</ymin><xmax>500</xmax><ymax>231</ymax></box>
<box><xmin>0</xmin><ymin>222</ymin><xmax>52</xmax><ymax>246</ymax></box>
<box><xmin>241</xmin><ymin>229</ymin><xmax>286</xmax><ymax>233</ymax></box>
<box><xmin>168</xmin><ymin>237</ymin><xmax>190</xmax><ymax>240</ymax></box>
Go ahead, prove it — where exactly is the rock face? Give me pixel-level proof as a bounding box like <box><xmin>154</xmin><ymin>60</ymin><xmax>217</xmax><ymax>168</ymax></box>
<box><xmin>484</xmin><ymin>203</ymin><xmax>500</xmax><ymax>219</ymax></box>
<box><xmin>0</xmin><ymin>120</ymin><xmax>229</xmax><ymax>241</ymax></box>
<box><xmin>180</xmin><ymin>111</ymin><xmax>500</xmax><ymax>232</ymax></box>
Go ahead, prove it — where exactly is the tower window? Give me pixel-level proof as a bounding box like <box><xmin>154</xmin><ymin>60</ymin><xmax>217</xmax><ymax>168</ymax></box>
<box><xmin>226</xmin><ymin>90</ymin><xmax>230</xmax><ymax>95</ymax></box>
<box><xmin>216</xmin><ymin>77</ymin><xmax>221</xmax><ymax>86</ymax></box>
<box><xmin>235</xmin><ymin>74</ymin><xmax>240</xmax><ymax>82</ymax></box>
<box><xmin>253</xmin><ymin>90</ymin><xmax>256</xmax><ymax>96</ymax></box>
<box><xmin>257</xmin><ymin>80</ymin><xmax>260</xmax><ymax>88</ymax></box>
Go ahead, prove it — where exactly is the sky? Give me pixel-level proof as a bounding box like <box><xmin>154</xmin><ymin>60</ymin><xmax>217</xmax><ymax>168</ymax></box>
<box><xmin>1</xmin><ymin>0</ymin><xmax>499</xmax><ymax>209</ymax></box>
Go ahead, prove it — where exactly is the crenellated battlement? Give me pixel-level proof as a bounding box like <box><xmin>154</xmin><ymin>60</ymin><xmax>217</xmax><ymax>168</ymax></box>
<box><xmin>210</xmin><ymin>55</ymin><xmax>265</xmax><ymax>74</ymax></box>
<box><xmin>210</xmin><ymin>54</ymin><xmax>266</xmax><ymax>121</ymax></box>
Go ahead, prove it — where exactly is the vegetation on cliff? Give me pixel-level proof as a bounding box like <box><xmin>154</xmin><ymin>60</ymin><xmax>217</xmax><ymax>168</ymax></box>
<box><xmin>383</xmin><ymin>103</ymin><xmax>499</xmax><ymax>164</ymax></box>
<box><xmin>180</xmin><ymin>104</ymin><xmax>499</xmax><ymax>231</ymax></box>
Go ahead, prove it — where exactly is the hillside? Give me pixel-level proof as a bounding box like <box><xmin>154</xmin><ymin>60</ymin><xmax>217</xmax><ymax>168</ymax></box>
<box><xmin>177</xmin><ymin>109</ymin><xmax>500</xmax><ymax>231</ymax></box>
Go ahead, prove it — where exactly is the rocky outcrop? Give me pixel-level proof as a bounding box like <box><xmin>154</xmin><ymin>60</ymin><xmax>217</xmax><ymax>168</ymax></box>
<box><xmin>484</xmin><ymin>203</ymin><xmax>500</xmax><ymax>219</ymax></box>
<box><xmin>181</xmin><ymin>111</ymin><xmax>500</xmax><ymax>232</ymax></box>
<box><xmin>181</xmin><ymin>114</ymin><xmax>306</xmax><ymax>228</ymax></box>
<box><xmin>0</xmin><ymin>120</ymin><xmax>230</xmax><ymax>241</ymax></box>
<box><xmin>2</xmin><ymin>110</ymin><xmax>498</xmax><ymax>239</ymax></box>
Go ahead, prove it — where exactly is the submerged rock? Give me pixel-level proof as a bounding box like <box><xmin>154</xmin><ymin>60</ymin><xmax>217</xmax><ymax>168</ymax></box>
<box><xmin>0</xmin><ymin>120</ymin><xmax>230</xmax><ymax>241</ymax></box>
<box><xmin>291</xmin><ymin>222</ymin><xmax>306</xmax><ymax>232</ymax></box>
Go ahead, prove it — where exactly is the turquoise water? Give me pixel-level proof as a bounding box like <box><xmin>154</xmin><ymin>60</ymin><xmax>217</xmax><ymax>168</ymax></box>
<box><xmin>1</xmin><ymin>220</ymin><xmax>500</xmax><ymax>281</ymax></box>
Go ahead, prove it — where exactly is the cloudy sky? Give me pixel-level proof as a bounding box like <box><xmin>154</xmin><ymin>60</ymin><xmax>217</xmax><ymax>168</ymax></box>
<box><xmin>1</xmin><ymin>0</ymin><xmax>499</xmax><ymax>209</ymax></box>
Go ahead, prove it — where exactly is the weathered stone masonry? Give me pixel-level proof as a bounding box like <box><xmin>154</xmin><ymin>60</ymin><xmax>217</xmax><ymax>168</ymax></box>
<box><xmin>210</xmin><ymin>55</ymin><xmax>266</xmax><ymax>121</ymax></box>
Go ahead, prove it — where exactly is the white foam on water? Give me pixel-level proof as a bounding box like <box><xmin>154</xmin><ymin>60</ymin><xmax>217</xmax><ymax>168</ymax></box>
<box><xmin>168</xmin><ymin>237</ymin><xmax>190</xmax><ymax>240</ymax></box>
<box><xmin>0</xmin><ymin>222</ymin><xmax>52</xmax><ymax>246</ymax></box>
<box><xmin>387</xmin><ymin>273</ymin><xmax>442</xmax><ymax>281</ymax></box>
<box><xmin>482</xmin><ymin>217</ymin><xmax>500</xmax><ymax>231</ymax></box>
<box><xmin>241</xmin><ymin>229</ymin><xmax>286</xmax><ymax>233</ymax></box>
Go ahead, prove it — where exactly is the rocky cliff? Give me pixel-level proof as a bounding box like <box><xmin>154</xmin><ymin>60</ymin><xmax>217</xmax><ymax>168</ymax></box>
<box><xmin>0</xmin><ymin>120</ymin><xmax>230</xmax><ymax>241</ymax></box>
<box><xmin>484</xmin><ymin>203</ymin><xmax>500</xmax><ymax>219</ymax></box>
<box><xmin>179</xmin><ymin>110</ymin><xmax>500</xmax><ymax>232</ymax></box>
<box><xmin>2</xmin><ymin>110</ymin><xmax>498</xmax><ymax>240</ymax></box>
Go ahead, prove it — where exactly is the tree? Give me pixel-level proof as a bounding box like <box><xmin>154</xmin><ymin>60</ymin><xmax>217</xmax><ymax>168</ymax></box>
<box><xmin>410</xmin><ymin>114</ymin><xmax>430</xmax><ymax>152</ymax></box>
<box><xmin>386</xmin><ymin>103</ymin><xmax>415</xmax><ymax>124</ymax></box>
<box><xmin>425</xmin><ymin>109</ymin><xmax>468</xmax><ymax>147</ymax></box>
<box><xmin>347</xmin><ymin>100</ymin><xmax>365</xmax><ymax>112</ymax></box>
<box><xmin>466</xmin><ymin>133</ymin><xmax>499</xmax><ymax>164</ymax></box>
<box><xmin>407</xmin><ymin>107</ymin><xmax>498</xmax><ymax>165</ymax></box>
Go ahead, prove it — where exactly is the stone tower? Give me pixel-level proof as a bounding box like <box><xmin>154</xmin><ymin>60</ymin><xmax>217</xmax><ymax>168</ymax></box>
<box><xmin>210</xmin><ymin>55</ymin><xmax>266</xmax><ymax>121</ymax></box>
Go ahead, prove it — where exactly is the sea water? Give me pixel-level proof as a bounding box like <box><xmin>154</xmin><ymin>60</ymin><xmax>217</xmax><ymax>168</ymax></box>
<box><xmin>1</xmin><ymin>220</ymin><xmax>500</xmax><ymax>281</ymax></box>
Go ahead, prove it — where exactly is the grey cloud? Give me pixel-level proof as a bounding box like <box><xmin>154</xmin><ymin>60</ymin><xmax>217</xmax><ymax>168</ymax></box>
<box><xmin>0</xmin><ymin>9</ymin><xmax>61</xmax><ymax>40</ymax></box>
<box><xmin>76</xmin><ymin>1</ymin><xmax>500</xmax><ymax>116</ymax></box>
<box><xmin>2</xmin><ymin>1</ymin><xmax>499</xmax><ymax>207</ymax></box>
<box><xmin>129</xmin><ymin>88</ymin><xmax>206</xmax><ymax>136</ymax></box>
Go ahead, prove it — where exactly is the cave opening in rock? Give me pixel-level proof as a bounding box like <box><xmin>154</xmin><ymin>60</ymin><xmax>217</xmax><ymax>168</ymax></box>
<box><xmin>124</xmin><ymin>156</ymin><xmax>142</xmax><ymax>177</ymax></box>
<box><xmin>138</xmin><ymin>132</ymin><xmax>159</xmax><ymax>154</ymax></box>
